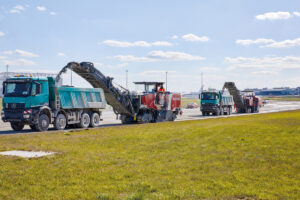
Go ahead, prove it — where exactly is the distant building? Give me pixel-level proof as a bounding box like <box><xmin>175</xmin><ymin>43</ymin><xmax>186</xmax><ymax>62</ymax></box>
<box><xmin>248</xmin><ymin>87</ymin><xmax>300</xmax><ymax>96</ymax></box>
<box><xmin>0</xmin><ymin>72</ymin><xmax>62</xmax><ymax>97</ymax></box>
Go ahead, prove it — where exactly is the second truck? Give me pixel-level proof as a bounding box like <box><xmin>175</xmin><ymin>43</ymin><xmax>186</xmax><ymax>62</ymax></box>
<box><xmin>200</xmin><ymin>90</ymin><xmax>234</xmax><ymax>116</ymax></box>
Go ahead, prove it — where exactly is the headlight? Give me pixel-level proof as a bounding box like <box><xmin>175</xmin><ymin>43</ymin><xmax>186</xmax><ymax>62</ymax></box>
<box><xmin>23</xmin><ymin>114</ymin><xmax>30</xmax><ymax>119</ymax></box>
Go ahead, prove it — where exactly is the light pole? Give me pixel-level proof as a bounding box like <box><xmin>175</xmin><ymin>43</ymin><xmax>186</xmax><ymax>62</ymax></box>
<box><xmin>165</xmin><ymin>71</ymin><xmax>168</xmax><ymax>91</ymax></box>
<box><xmin>126</xmin><ymin>69</ymin><xmax>128</xmax><ymax>89</ymax></box>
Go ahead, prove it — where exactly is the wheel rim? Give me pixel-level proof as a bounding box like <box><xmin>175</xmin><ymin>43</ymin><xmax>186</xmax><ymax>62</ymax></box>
<box><xmin>93</xmin><ymin>115</ymin><xmax>99</xmax><ymax>124</ymax></box>
<box><xmin>42</xmin><ymin>119</ymin><xmax>48</xmax><ymax>128</ymax></box>
<box><xmin>59</xmin><ymin>117</ymin><xmax>66</xmax><ymax>127</ymax></box>
<box><xmin>83</xmin><ymin>115</ymin><xmax>89</xmax><ymax>126</ymax></box>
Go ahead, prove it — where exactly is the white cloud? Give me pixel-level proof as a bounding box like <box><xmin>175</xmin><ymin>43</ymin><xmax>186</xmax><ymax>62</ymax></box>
<box><xmin>182</xmin><ymin>34</ymin><xmax>209</xmax><ymax>42</ymax></box>
<box><xmin>14</xmin><ymin>5</ymin><xmax>25</xmax><ymax>11</ymax></box>
<box><xmin>2</xmin><ymin>50</ymin><xmax>13</xmax><ymax>55</ymax></box>
<box><xmin>251</xmin><ymin>71</ymin><xmax>278</xmax><ymax>75</ymax></box>
<box><xmin>140</xmin><ymin>70</ymin><xmax>176</xmax><ymax>76</ymax></box>
<box><xmin>152</xmin><ymin>41</ymin><xmax>173</xmax><ymax>46</ymax></box>
<box><xmin>3</xmin><ymin>59</ymin><xmax>36</xmax><ymax>66</ymax></box>
<box><xmin>0</xmin><ymin>56</ymin><xmax>6</xmax><ymax>60</ymax></box>
<box><xmin>225</xmin><ymin>56</ymin><xmax>300</xmax><ymax>70</ymax></box>
<box><xmin>148</xmin><ymin>51</ymin><xmax>206</xmax><ymax>61</ymax></box>
<box><xmin>263</xmin><ymin>38</ymin><xmax>300</xmax><ymax>48</ymax></box>
<box><xmin>15</xmin><ymin>49</ymin><xmax>39</xmax><ymax>58</ymax></box>
<box><xmin>0</xmin><ymin>32</ymin><xmax>5</xmax><ymax>37</ymax></box>
<box><xmin>114</xmin><ymin>55</ymin><xmax>155</xmax><ymax>62</ymax></box>
<box><xmin>255</xmin><ymin>11</ymin><xmax>291</xmax><ymax>20</ymax></box>
<box><xmin>10</xmin><ymin>5</ymin><xmax>25</xmax><ymax>13</ymax></box>
<box><xmin>57</xmin><ymin>52</ymin><xmax>65</xmax><ymax>56</ymax></box>
<box><xmin>293</xmin><ymin>12</ymin><xmax>300</xmax><ymax>17</ymax></box>
<box><xmin>171</xmin><ymin>35</ymin><xmax>178</xmax><ymax>39</ymax></box>
<box><xmin>115</xmin><ymin>51</ymin><xmax>205</xmax><ymax>62</ymax></box>
<box><xmin>199</xmin><ymin>67</ymin><xmax>220</xmax><ymax>71</ymax></box>
<box><xmin>36</xmin><ymin>6</ymin><xmax>46</xmax><ymax>11</ymax></box>
<box><xmin>9</xmin><ymin>9</ymin><xmax>21</xmax><ymax>13</ymax></box>
<box><xmin>49</xmin><ymin>12</ymin><xmax>57</xmax><ymax>15</ymax></box>
<box><xmin>107</xmin><ymin>63</ymin><xmax>129</xmax><ymax>69</ymax></box>
<box><xmin>236</xmin><ymin>38</ymin><xmax>275</xmax><ymax>46</ymax></box>
<box><xmin>102</xmin><ymin>40</ymin><xmax>172</xmax><ymax>47</ymax></box>
<box><xmin>236</xmin><ymin>37</ymin><xmax>300</xmax><ymax>48</ymax></box>
<box><xmin>94</xmin><ymin>63</ymin><xmax>103</xmax><ymax>68</ymax></box>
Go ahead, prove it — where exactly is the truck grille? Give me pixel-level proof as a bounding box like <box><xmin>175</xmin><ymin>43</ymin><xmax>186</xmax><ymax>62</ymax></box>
<box><xmin>5</xmin><ymin>103</ymin><xmax>25</xmax><ymax>109</ymax></box>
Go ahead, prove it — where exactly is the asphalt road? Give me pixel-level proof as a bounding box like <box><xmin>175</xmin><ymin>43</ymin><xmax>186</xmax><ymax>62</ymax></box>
<box><xmin>1</xmin><ymin>100</ymin><xmax>300</xmax><ymax>135</ymax></box>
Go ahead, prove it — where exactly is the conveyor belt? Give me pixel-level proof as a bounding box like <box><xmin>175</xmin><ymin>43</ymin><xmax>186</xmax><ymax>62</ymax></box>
<box><xmin>56</xmin><ymin>62</ymin><xmax>134</xmax><ymax>116</ymax></box>
<box><xmin>223</xmin><ymin>82</ymin><xmax>245</xmax><ymax>112</ymax></box>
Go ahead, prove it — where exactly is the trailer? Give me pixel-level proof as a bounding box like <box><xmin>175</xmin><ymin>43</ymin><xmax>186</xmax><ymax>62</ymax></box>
<box><xmin>1</xmin><ymin>76</ymin><xmax>106</xmax><ymax>131</ymax></box>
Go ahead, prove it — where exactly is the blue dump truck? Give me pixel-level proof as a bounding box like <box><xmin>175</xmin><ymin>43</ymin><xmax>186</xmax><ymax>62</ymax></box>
<box><xmin>1</xmin><ymin>76</ymin><xmax>106</xmax><ymax>131</ymax></box>
<box><xmin>200</xmin><ymin>90</ymin><xmax>234</xmax><ymax>116</ymax></box>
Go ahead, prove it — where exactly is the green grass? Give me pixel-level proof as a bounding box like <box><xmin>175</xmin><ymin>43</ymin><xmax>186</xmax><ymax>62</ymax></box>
<box><xmin>263</xmin><ymin>95</ymin><xmax>300</xmax><ymax>101</ymax></box>
<box><xmin>0</xmin><ymin>111</ymin><xmax>300</xmax><ymax>199</ymax></box>
<box><xmin>181</xmin><ymin>98</ymin><xmax>200</xmax><ymax>108</ymax></box>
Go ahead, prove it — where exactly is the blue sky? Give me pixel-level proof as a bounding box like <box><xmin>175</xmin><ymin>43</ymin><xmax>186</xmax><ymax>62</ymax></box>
<box><xmin>1</xmin><ymin>0</ymin><xmax>300</xmax><ymax>92</ymax></box>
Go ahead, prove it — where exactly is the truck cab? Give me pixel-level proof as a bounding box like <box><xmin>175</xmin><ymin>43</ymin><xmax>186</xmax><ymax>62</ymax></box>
<box><xmin>1</xmin><ymin>76</ymin><xmax>49</xmax><ymax>131</ymax></box>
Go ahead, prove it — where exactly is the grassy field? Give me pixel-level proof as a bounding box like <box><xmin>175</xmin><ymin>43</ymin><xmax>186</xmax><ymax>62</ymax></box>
<box><xmin>181</xmin><ymin>98</ymin><xmax>200</xmax><ymax>108</ymax></box>
<box><xmin>263</xmin><ymin>95</ymin><xmax>300</xmax><ymax>101</ymax></box>
<box><xmin>0</xmin><ymin>111</ymin><xmax>300</xmax><ymax>199</ymax></box>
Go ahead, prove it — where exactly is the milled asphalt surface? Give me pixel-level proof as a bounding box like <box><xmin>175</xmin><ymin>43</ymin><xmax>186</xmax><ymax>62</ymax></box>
<box><xmin>0</xmin><ymin>100</ymin><xmax>300</xmax><ymax>135</ymax></box>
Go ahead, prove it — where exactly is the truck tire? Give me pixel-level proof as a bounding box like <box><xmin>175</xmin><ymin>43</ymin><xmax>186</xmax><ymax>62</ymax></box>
<box><xmin>79</xmin><ymin>113</ymin><xmax>90</xmax><ymax>128</ymax></box>
<box><xmin>90</xmin><ymin>113</ymin><xmax>100</xmax><ymax>127</ymax></box>
<box><xmin>54</xmin><ymin>114</ymin><xmax>67</xmax><ymax>130</ymax></box>
<box><xmin>228</xmin><ymin>107</ymin><xmax>232</xmax><ymax>115</ymax></box>
<box><xmin>35</xmin><ymin>114</ymin><xmax>50</xmax><ymax>132</ymax></box>
<box><xmin>10</xmin><ymin>122</ymin><xmax>24</xmax><ymax>131</ymax></box>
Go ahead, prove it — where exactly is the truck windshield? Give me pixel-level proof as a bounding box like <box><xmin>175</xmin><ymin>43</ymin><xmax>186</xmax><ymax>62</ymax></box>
<box><xmin>4</xmin><ymin>82</ymin><xmax>31</xmax><ymax>97</ymax></box>
<box><xmin>201</xmin><ymin>93</ymin><xmax>218</xmax><ymax>100</ymax></box>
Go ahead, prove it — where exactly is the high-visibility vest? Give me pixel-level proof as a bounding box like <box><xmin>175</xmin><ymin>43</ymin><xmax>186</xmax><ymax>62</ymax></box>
<box><xmin>158</xmin><ymin>88</ymin><xmax>165</xmax><ymax>93</ymax></box>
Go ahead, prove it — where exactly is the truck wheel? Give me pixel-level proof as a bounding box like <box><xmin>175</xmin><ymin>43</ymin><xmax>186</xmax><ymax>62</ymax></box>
<box><xmin>90</xmin><ymin>113</ymin><xmax>100</xmax><ymax>127</ymax></box>
<box><xmin>54</xmin><ymin>114</ymin><xmax>67</xmax><ymax>130</ymax></box>
<box><xmin>170</xmin><ymin>113</ymin><xmax>177</xmax><ymax>121</ymax></box>
<box><xmin>80</xmin><ymin>113</ymin><xmax>90</xmax><ymax>128</ymax></box>
<box><xmin>35</xmin><ymin>114</ymin><xmax>50</xmax><ymax>132</ymax></box>
<box><xmin>256</xmin><ymin>107</ymin><xmax>260</xmax><ymax>113</ymax></box>
<box><xmin>10</xmin><ymin>122</ymin><xmax>24</xmax><ymax>131</ymax></box>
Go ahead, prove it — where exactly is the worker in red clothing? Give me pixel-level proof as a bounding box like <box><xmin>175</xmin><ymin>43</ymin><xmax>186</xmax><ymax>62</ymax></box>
<box><xmin>158</xmin><ymin>85</ymin><xmax>165</xmax><ymax>93</ymax></box>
